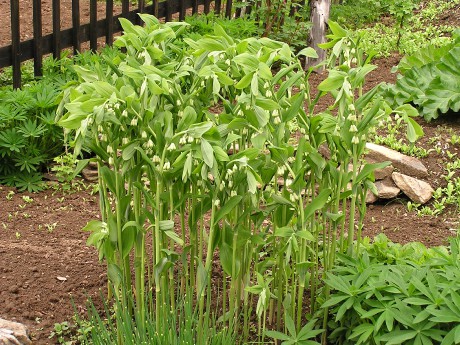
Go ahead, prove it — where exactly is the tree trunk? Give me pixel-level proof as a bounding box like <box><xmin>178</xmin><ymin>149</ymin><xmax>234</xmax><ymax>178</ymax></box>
<box><xmin>305</xmin><ymin>0</ymin><xmax>331</xmax><ymax>71</ymax></box>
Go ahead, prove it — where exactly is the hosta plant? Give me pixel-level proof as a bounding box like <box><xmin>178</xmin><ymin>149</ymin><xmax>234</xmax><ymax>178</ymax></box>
<box><xmin>382</xmin><ymin>29</ymin><xmax>460</xmax><ymax>121</ymax></box>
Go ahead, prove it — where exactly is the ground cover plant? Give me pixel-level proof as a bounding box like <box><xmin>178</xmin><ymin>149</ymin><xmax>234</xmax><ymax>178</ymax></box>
<box><xmin>348</xmin><ymin>0</ymin><xmax>459</xmax><ymax>57</ymax></box>
<box><xmin>323</xmin><ymin>234</ymin><xmax>460</xmax><ymax>345</ymax></box>
<box><xmin>55</xmin><ymin>14</ymin><xmax>425</xmax><ymax>343</ymax></box>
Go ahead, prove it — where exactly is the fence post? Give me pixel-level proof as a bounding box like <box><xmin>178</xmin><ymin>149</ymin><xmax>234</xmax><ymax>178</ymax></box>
<box><xmin>90</xmin><ymin>0</ymin><xmax>97</xmax><ymax>51</ymax></box>
<box><xmin>10</xmin><ymin>0</ymin><xmax>21</xmax><ymax>88</ymax></box>
<box><xmin>106</xmin><ymin>0</ymin><xmax>114</xmax><ymax>45</ymax></box>
<box><xmin>72</xmin><ymin>0</ymin><xmax>81</xmax><ymax>54</ymax></box>
<box><xmin>33</xmin><ymin>0</ymin><xmax>43</xmax><ymax>77</ymax></box>
<box><xmin>52</xmin><ymin>0</ymin><xmax>61</xmax><ymax>59</ymax></box>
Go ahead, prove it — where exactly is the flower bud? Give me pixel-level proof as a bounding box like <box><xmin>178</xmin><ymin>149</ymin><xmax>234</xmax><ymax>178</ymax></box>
<box><xmin>146</xmin><ymin>139</ymin><xmax>154</xmax><ymax>148</ymax></box>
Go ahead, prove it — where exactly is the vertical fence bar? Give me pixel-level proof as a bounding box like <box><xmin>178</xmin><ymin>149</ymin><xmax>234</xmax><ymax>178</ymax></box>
<box><xmin>32</xmin><ymin>0</ymin><xmax>43</xmax><ymax>77</ymax></box>
<box><xmin>137</xmin><ymin>0</ymin><xmax>145</xmax><ymax>25</ymax></box>
<box><xmin>192</xmin><ymin>0</ymin><xmax>198</xmax><ymax>14</ymax></box>
<box><xmin>235</xmin><ymin>6</ymin><xmax>241</xmax><ymax>17</ymax></box>
<box><xmin>52</xmin><ymin>0</ymin><xmax>61</xmax><ymax>59</ymax></box>
<box><xmin>106</xmin><ymin>0</ymin><xmax>114</xmax><ymax>45</ymax></box>
<box><xmin>152</xmin><ymin>0</ymin><xmax>158</xmax><ymax>17</ymax></box>
<box><xmin>225</xmin><ymin>0</ymin><xmax>233</xmax><ymax>18</ymax></box>
<box><xmin>165</xmin><ymin>0</ymin><xmax>173</xmax><ymax>22</ymax></box>
<box><xmin>90</xmin><ymin>0</ymin><xmax>97</xmax><ymax>51</ymax></box>
<box><xmin>215</xmin><ymin>0</ymin><xmax>222</xmax><ymax>15</ymax></box>
<box><xmin>204</xmin><ymin>0</ymin><xmax>211</xmax><ymax>14</ymax></box>
<box><xmin>72</xmin><ymin>0</ymin><xmax>81</xmax><ymax>54</ymax></box>
<box><xmin>10</xmin><ymin>0</ymin><xmax>20</xmax><ymax>88</ymax></box>
<box><xmin>122</xmin><ymin>0</ymin><xmax>129</xmax><ymax>17</ymax></box>
<box><xmin>179</xmin><ymin>0</ymin><xmax>186</xmax><ymax>20</ymax></box>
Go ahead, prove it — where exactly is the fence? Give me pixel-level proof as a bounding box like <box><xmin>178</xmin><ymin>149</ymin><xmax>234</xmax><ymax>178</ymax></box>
<box><xmin>1</xmin><ymin>0</ymin><xmax>240</xmax><ymax>88</ymax></box>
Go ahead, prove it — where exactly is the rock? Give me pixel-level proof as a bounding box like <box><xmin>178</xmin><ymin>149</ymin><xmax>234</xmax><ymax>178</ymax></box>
<box><xmin>318</xmin><ymin>144</ymin><xmax>331</xmax><ymax>159</ymax></box>
<box><xmin>0</xmin><ymin>318</ymin><xmax>31</xmax><ymax>345</ymax></box>
<box><xmin>366</xmin><ymin>190</ymin><xmax>378</xmax><ymax>204</ymax></box>
<box><xmin>392</xmin><ymin>172</ymin><xmax>434</xmax><ymax>204</ymax></box>
<box><xmin>375</xmin><ymin>177</ymin><xmax>400</xmax><ymax>199</ymax></box>
<box><xmin>81</xmin><ymin>167</ymin><xmax>98</xmax><ymax>182</ymax></box>
<box><xmin>374</xmin><ymin>165</ymin><xmax>394</xmax><ymax>180</ymax></box>
<box><xmin>366</xmin><ymin>143</ymin><xmax>428</xmax><ymax>178</ymax></box>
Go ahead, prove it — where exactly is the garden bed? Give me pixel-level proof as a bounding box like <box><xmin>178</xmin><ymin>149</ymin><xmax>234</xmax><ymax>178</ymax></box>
<box><xmin>0</xmin><ymin>53</ymin><xmax>459</xmax><ymax>343</ymax></box>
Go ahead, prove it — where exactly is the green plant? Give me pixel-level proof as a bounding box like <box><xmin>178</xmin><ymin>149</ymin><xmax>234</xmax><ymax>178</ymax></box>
<box><xmin>352</xmin><ymin>0</ymin><xmax>458</xmax><ymax>57</ymax></box>
<box><xmin>382</xmin><ymin>29</ymin><xmax>460</xmax><ymax>121</ymax></box>
<box><xmin>234</xmin><ymin>0</ymin><xmax>312</xmax><ymax>51</ymax></box>
<box><xmin>330</xmin><ymin>0</ymin><xmax>389</xmax><ymax>29</ymax></box>
<box><xmin>49</xmin><ymin>321</ymin><xmax>76</xmax><ymax>345</ymax></box>
<box><xmin>371</xmin><ymin>114</ymin><xmax>428</xmax><ymax>158</ymax></box>
<box><xmin>6</xmin><ymin>190</ymin><xmax>14</xmax><ymax>200</ymax></box>
<box><xmin>321</xmin><ymin>234</ymin><xmax>460</xmax><ymax>344</ymax></box>
<box><xmin>184</xmin><ymin>12</ymin><xmax>259</xmax><ymax>40</ymax></box>
<box><xmin>388</xmin><ymin>0</ymin><xmax>416</xmax><ymax>48</ymax></box>
<box><xmin>57</xmin><ymin>16</ymin><xmax>413</xmax><ymax>343</ymax></box>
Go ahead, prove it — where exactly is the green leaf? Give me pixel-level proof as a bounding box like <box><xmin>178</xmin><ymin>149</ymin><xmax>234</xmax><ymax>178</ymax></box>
<box><xmin>235</xmin><ymin>72</ymin><xmax>255</xmax><ymax>89</ymax></box>
<box><xmin>304</xmin><ymin>188</ymin><xmax>331</xmax><ymax>219</ymax></box>
<box><xmin>318</xmin><ymin>70</ymin><xmax>347</xmax><ymax>92</ymax></box>
<box><xmin>159</xmin><ymin>220</ymin><xmax>174</xmax><ymax>231</ymax></box>
<box><xmin>265</xmin><ymin>330</ymin><xmax>291</xmax><ymax>341</ymax></box>
<box><xmin>380</xmin><ymin>330</ymin><xmax>418</xmax><ymax>344</ymax></box>
<box><xmin>328</xmin><ymin>20</ymin><xmax>348</xmax><ymax>38</ymax></box>
<box><xmin>214</xmin><ymin>195</ymin><xmax>243</xmax><ymax>225</ymax></box>
<box><xmin>164</xmin><ymin>230</ymin><xmax>184</xmax><ymax>246</ymax></box>
<box><xmin>107</xmin><ymin>263</ymin><xmax>123</xmax><ymax>287</ymax></box>
<box><xmin>297</xmin><ymin>47</ymin><xmax>318</xmax><ymax>59</ymax></box>
<box><xmin>201</xmin><ymin>139</ymin><xmax>214</xmax><ymax>168</ymax></box>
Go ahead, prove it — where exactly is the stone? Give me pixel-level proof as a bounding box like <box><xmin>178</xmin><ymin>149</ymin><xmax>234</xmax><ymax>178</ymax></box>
<box><xmin>366</xmin><ymin>143</ymin><xmax>428</xmax><ymax>178</ymax></box>
<box><xmin>81</xmin><ymin>167</ymin><xmax>98</xmax><ymax>182</ymax></box>
<box><xmin>318</xmin><ymin>144</ymin><xmax>331</xmax><ymax>159</ymax></box>
<box><xmin>366</xmin><ymin>190</ymin><xmax>378</xmax><ymax>204</ymax></box>
<box><xmin>374</xmin><ymin>164</ymin><xmax>394</xmax><ymax>180</ymax></box>
<box><xmin>0</xmin><ymin>318</ymin><xmax>31</xmax><ymax>345</ymax></box>
<box><xmin>392</xmin><ymin>172</ymin><xmax>434</xmax><ymax>204</ymax></box>
<box><xmin>375</xmin><ymin>177</ymin><xmax>400</xmax><ymax>199</ymax></box>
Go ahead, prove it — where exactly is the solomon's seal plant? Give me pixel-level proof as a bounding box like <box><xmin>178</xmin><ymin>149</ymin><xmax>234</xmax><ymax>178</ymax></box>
<box><xmin>57</xmin><ymin>16</ymin><xmax>412</xmax><ymax>344</ymax></box>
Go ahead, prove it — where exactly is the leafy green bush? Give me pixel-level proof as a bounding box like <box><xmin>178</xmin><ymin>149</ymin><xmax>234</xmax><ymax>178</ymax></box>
<box><xmin>382</xmin><ymin>29</ymin><xmax>460</xmax><ymax>121</ymax></box>
<box><xmin>321</xmin><ymin>234</ymin><xmax>460</xmax><ymax>344</ymax></box>
<box><xmin>0</xmin><ymin>50</ymin><xmax>112</xmax><ymax>191</ymax></box>
<box><xmin>184</xmin><ymin>12</ymin><xmax>259</xmax><ymax>40</ymax></box>
<box><xmin>353</xmin><ymin>0</ymin><xmax>457</xmax><ymax>57</ymax></box>
<box><xmin>0</xmin><ymin>82</ymin><xmax>63</xmax><ymax>191</ymax></box>
<box><xmin>330</xmin><ymin>0</ymin><xmax>390</xmax><ymax>29</ymax></box>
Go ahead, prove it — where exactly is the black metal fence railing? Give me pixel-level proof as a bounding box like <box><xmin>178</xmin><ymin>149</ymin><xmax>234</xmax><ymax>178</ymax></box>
<box><xmin>1</xmin><ymin>0</ymin><xmax>231</xmax><ymax>88</ymax></box>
